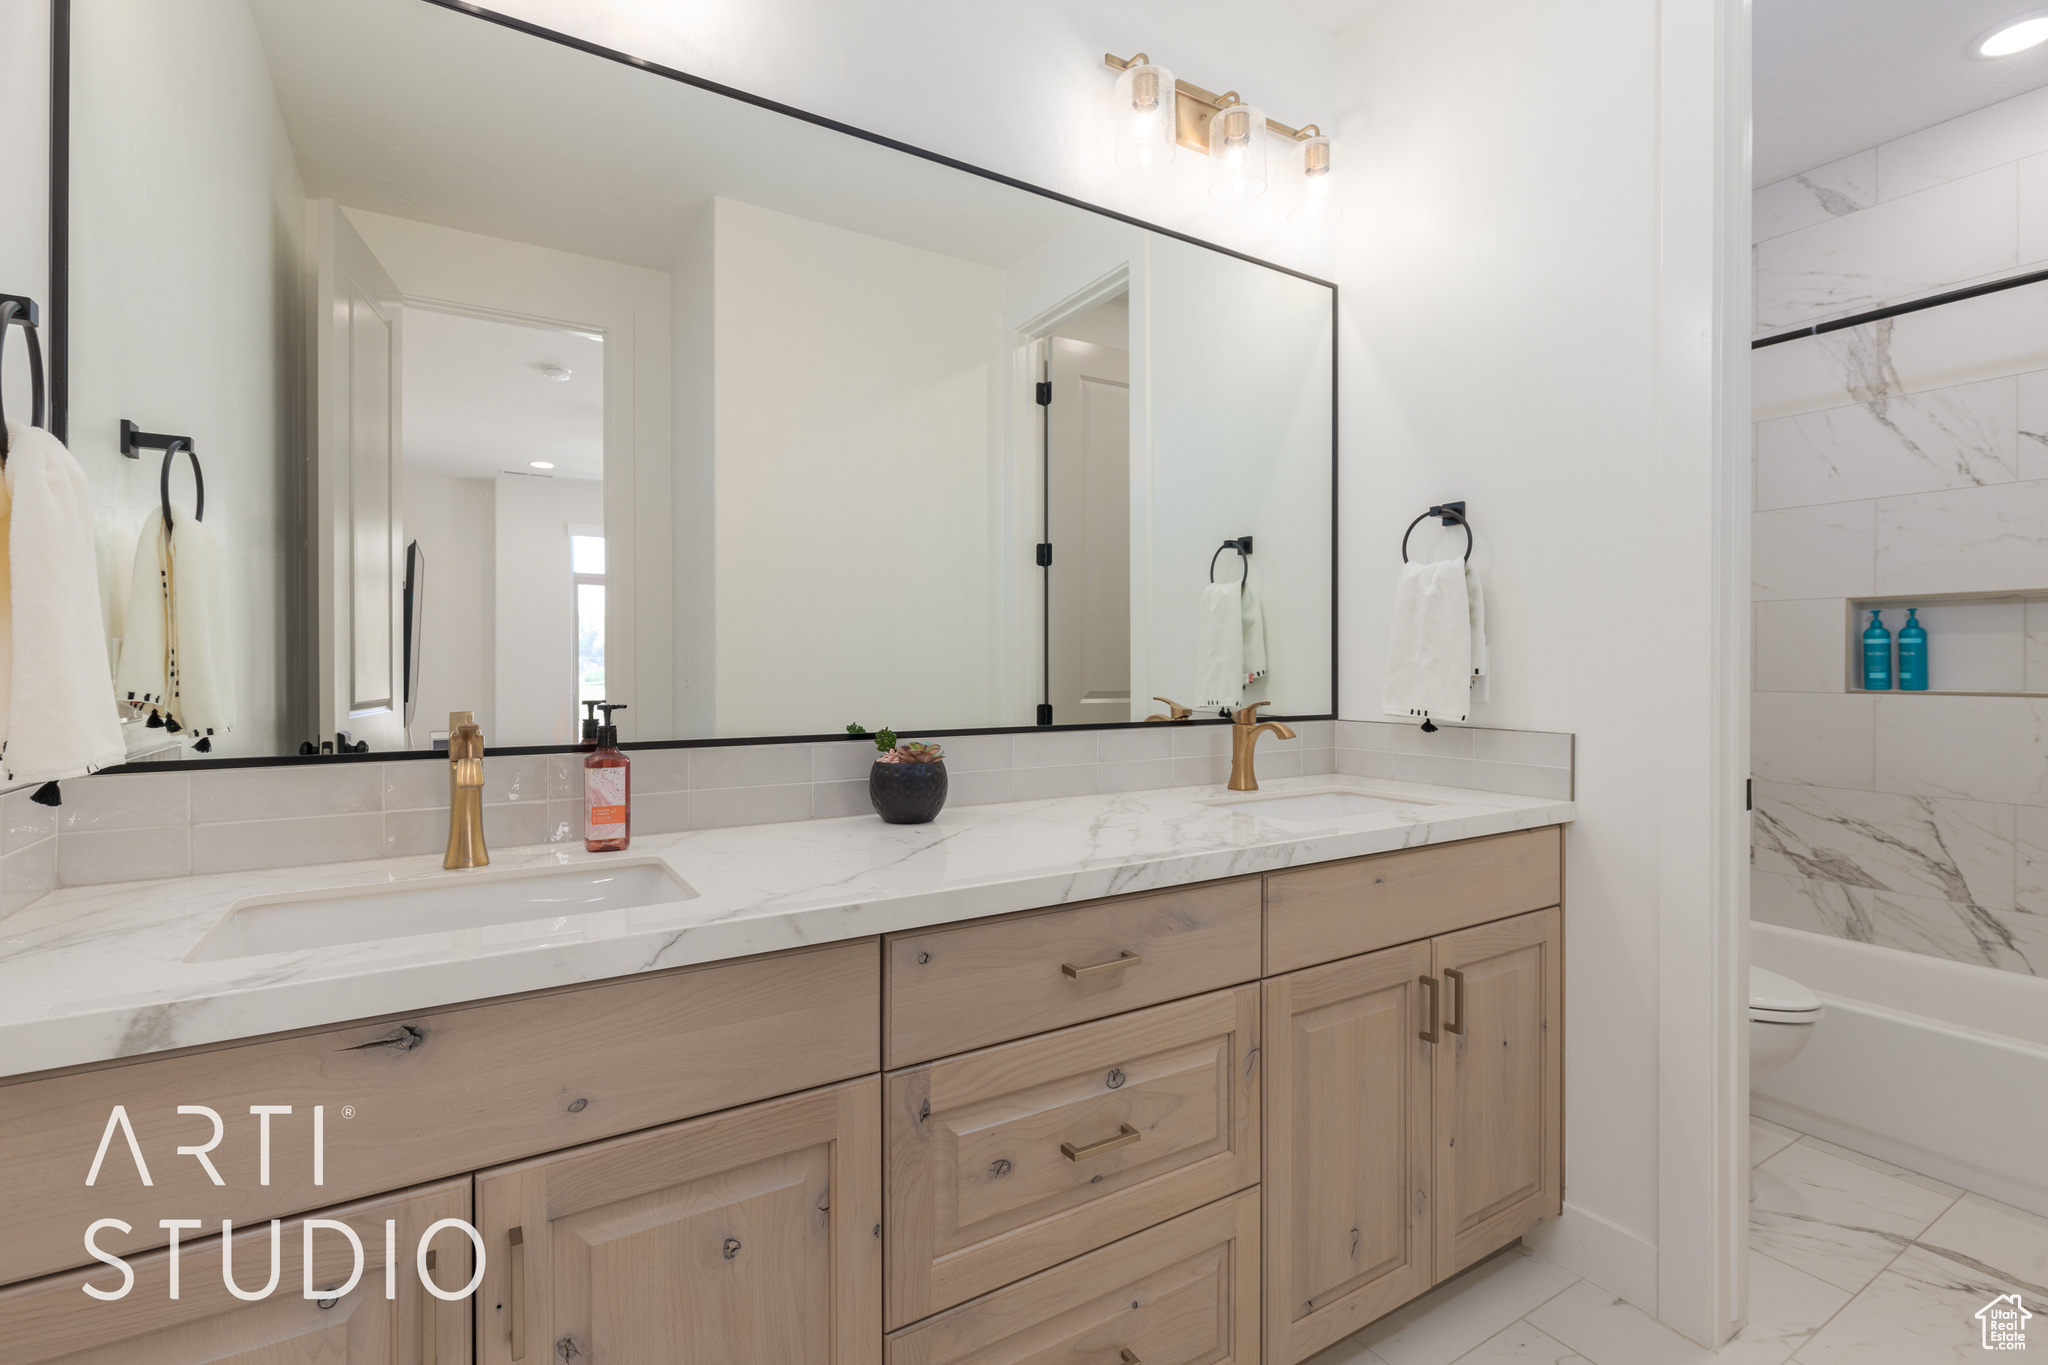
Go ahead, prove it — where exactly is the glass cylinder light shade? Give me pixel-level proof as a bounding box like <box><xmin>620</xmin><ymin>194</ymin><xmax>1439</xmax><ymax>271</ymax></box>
<box><xmin>1287</xmin><ymin>133</ymin><xmax>1340</xmax><ymax>226</ymax></box>
<box><xmin>1207</xmin><ymin>100</ymin><xmax>1267</xmax><ymax>202</ymax></box>
<box><xmin>1114</xmin><ymin>61</ymin><xmax>1176</xmax><ymax>172</ymax></box>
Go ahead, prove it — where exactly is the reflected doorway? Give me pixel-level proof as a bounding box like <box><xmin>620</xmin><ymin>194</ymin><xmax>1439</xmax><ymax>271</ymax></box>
<box><xmin>1044</xmin><ymin>293</ymin><xmax>1131</xmax><ymax>723</ymax></box>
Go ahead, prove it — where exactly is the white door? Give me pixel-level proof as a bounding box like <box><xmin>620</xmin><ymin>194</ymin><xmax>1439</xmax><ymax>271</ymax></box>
<box><xmin>313</xmin><ymin>198</ymin><xmax>406</xmax><ymax>751</ymax></box>
<box><xmin>1046</xmin><ymin>335</ymin><xmax>1131</xmax><ymax>723</ymax></box>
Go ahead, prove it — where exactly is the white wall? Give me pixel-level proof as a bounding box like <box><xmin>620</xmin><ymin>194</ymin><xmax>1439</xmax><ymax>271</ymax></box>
<box><xmin>69</xmin><ymin>0</ymin><xmax>306</xmax><ymax>758</ymax></box>
<box><xmin>669</xmin><ymin>205</ymin><xmax>716</xmax><ymax>738</ymax></box>
<box><xmin>401</xmin><ymin>471</ymin><xmax>492</xmax><ymax>741</ymax></box>
<box><xmin>702</xmin><ymin>197</ymin><xmax>1004</xmax><ymax>736</ymax></box>
<box><xmin>494</xmin><ymin>474</ymin><xmax>603</xmax><ymax>745</ymax></box>
<box><xmin>1332</xmin><ymin>0</ymin><xmax>1749</xmax><ymax>1345</ymax></box>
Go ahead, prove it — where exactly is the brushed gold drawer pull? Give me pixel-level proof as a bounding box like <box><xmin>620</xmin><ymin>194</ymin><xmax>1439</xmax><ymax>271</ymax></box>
<box><xmin>1060</xmin><ymin>1123</ymin><xmax>1141</xmax><ymax>1161</ymax></box>
<box><xmin>1419</xmin><ymin>975</ymin><xmax>1439</xmax><ymax>1044</ymax></box>
<box><xmin>1062</xmin><ymin>951</ymin><xmax>1141</xmax><ymax>979</ymax></box>
<box><xmin>509</xmin><ymin>1227</ymin><xmax>526</xmax><ymax>1361</ymax></box>
<box><xmin>1444</xmin><ymin>967</ymin><xmax>1466</xmax><ymax>1035</ymax></box>
<box><xmin>421</xmin><ymin>1249</ymin><xmax>437</xmax><ymax>1365</ymax></box>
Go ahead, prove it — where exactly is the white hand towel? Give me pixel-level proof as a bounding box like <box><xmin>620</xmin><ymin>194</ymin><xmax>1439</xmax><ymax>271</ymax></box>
<box><xmin>1196</xmin><ymin>581</ymin><xmax>1244</xmax><ymax>710</ymax></box>
<box><xmin>114</xmin><ymin>506</ymin><xmax>235</xmax><ymax>743</ymax></box>
<box><xmin>1381</xmin><ymin>557</ymin><xmax>1472</xmax><ymax>725</ymax></box>
<box><xmin>0</xmin><ymin>422</ymin><xmax>127</xmax><ymax>784</ymax></box>
<box><xmin>1241</xmin><ymin>587</ymin><xmax>1268</xmax><ymax>686</ymax></box>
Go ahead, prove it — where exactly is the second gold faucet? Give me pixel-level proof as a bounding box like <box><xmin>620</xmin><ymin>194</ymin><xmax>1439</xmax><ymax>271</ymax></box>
<box><xmin>444</xmin><ymin>711</ymin><xmax>489</xmax><ymax>869</ymax></box>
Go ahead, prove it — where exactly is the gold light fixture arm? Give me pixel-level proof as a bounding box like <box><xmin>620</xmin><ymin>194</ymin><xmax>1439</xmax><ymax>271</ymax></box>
<box><xmin>1105</xmin><ymin>53</ymin><xmax>1322</xmax><ymax>151</ymax></box>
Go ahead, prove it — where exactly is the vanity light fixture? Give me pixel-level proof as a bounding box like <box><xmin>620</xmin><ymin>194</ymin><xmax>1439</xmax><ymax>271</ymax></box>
<box><xmin>1104</xmin><ymin>53</ymin><xmax>1331</xmax><ymax>214</ymax></box>
<box><xmin>1113</xmin><ymin>55</ymin><xmax>1177</xmax><ymax>171</ymax></box>
<box><xmin>1974</xmin><ymin>10</ymin><xmax>2048</xmax><ymax>56</ymax></box>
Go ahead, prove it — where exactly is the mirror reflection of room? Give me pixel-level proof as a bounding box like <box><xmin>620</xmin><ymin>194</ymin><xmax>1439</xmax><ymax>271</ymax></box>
<box><xmin>66</xmin><ymin>0</ymin><xmax>1334</xmax><ymax>759</ymax></box>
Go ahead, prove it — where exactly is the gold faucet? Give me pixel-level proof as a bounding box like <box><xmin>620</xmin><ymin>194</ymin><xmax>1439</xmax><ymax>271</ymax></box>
<box><xmin>1145</xmin><ymin>697</ymin><xmax>1194</xmax><ymax>723</ymax></box>
<box><xmin>1227</xmin><ymin>702</ymin><xmax>1296</xmax><ymax>791</ymax></box>
<box><xmin>444</xmin><ymin>711</ymin><xmax>489</xmax><ymax>869</ymax></box>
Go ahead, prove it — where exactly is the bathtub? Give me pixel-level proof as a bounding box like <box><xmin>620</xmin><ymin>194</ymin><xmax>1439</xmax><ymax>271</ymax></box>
<box><xmin>1752</xmin><ymin>922</ymin><xmax>2048</xmax><ymax>1218</ymax></box>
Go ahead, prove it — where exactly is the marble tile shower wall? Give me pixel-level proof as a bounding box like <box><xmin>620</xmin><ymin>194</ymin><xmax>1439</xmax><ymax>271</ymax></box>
<box><xmin>1752</xmin><ymin>85</ymin><xmax>2048</xmax><ymax>977</ymax></box>
<box><xmin>0</xmin><ymin>718</ymin><xmax>1576</xmax><ymax>905</ymax></box>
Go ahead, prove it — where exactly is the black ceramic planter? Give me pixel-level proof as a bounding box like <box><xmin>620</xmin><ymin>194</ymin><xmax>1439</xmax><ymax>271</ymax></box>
<box><xmin>870</xmin><ymin>760</ymin><xmax>948</xmax><ymax>824</ymax></box>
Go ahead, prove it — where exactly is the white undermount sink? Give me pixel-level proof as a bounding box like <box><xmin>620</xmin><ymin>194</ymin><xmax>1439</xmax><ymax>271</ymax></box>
<box><xmin>186</xmin><ymin>859</ymin><xmax>696</xmax><ymax>962</ymax></box>
<box><xmin>1200</xmin><ymin>786</ymin><xmax>1442</xmax><ymax>821</ymax></box>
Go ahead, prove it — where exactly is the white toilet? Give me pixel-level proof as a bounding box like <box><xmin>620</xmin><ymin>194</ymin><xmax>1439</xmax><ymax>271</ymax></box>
<box><xmin>1749</xmin><ymin>965</ymin><xmax>1823</xmax><ymax>1079</ymax></box>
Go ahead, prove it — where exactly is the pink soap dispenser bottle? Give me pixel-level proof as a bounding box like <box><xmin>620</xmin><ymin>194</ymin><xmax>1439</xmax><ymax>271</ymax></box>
<box><xmin>584</xmin><ymin>703</ymin><xmax>630</xmax><ymax>852</ymax></box>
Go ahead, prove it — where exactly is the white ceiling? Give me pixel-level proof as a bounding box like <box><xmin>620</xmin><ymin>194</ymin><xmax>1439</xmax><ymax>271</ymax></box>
<box><xmin>1756</xmin><ymin>0</ymin><xmax>2048</xmax><ymax>184</ymax></box>
<box><xmin>402</xmin><ymin>308</ymin><xmax>604</xmax><ymax>484</ymax></box>
<box><xmin>244</xmin><ymin>0</ymin><xmax>1085</xmax><ymax>272</ymax></box>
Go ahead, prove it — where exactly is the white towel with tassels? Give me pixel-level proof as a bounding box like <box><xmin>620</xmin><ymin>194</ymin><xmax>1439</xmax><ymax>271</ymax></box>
<box><xmin>0</xmin><ymin>422</ymin><xmax>127</xmax><ymax>783</ymax></box>
<box><xmin>1381</xmin><ymin>557</ymin><xmax>1474</xmax><ymax>725</ymax></box>
<box><xmin>115</xmin><ymin>505</ymin><xmax>235</xmax><ymax>744</ymax></box>
<box><xmin>1196</xmin><ymin>581</ymin><xmax>1244</xmax><ymax>710</ymax></box>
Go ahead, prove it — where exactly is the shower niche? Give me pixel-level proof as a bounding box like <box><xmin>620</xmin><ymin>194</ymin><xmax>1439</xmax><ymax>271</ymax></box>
<box><xmin>1845</xmin><ymin>590</ymin><xmax>2048</xmax><ymax>696</ymax></box>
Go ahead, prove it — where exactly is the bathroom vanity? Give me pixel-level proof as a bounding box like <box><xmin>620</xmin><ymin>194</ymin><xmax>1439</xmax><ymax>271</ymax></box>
<box><xmin>0</xmin><ymin>783</ymin><xmax>1566</xmax><ymax>1365</ymax></box>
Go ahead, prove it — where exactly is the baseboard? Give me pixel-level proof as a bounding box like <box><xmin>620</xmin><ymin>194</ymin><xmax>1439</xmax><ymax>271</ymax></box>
<box><xmin>1525</xmin><ymin>1201</ymin><xmax>1659</xmax><ymax>1315</ymax></box>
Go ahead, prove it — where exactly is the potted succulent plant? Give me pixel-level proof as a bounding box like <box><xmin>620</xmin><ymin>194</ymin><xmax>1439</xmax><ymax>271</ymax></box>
<box><xmin>849</xmin><ymin>724</ymin><xmax>948</xmax><ymax>824</ymax></box>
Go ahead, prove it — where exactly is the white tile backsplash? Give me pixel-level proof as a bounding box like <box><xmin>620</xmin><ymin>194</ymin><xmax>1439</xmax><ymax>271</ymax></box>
<box><xmin>33</xmin><ymin>718</ymin><xmax>1569</xmax><ymax>891</ymax></box>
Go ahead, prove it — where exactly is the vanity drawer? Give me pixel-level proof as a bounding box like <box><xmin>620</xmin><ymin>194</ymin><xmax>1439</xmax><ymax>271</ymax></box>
<box><xmin>884</xmin><ymin>879</ymin><xmax>1261</xmax><ymax>1068</ymax></box>
<box><xmin>886</xmin><ymin>1189</ymin><xmax>1260</xmax><ymax>1365</ymax></box>
<box><xmin>884</xmin><ymin>985</ymin><xmax>1259</xmax><ymax>1328</ymax></box>
<box><xmin>0</xmin><ymin>939</ymin><xmax>878</xmax><ymax>1287</ymax></box>
<box><xmin>1265</xmin><ymin>826</ymin><xmax>1562</xmax><ymax>973</ymax></box>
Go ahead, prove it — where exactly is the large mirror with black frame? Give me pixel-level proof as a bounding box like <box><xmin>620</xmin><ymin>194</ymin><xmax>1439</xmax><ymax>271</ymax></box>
<box><xmin>57</xmin><ymin>0</ymin><xmax>1335</xmax><ymax>762</ymax></box>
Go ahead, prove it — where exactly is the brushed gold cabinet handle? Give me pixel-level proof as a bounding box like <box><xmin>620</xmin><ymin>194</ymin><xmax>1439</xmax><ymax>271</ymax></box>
<box><xmin>1444</xmin><ymin>967</ymin><xmax>1466</xmax><ymax>1036</ymax></box>
<box><xmin>1062</xmin><ymin>951</ymin><xmax>1141</xmax><ymax>979</ymax></box>
<box><xmin>509</xmin><ymin>1227</ymin><xmax>526</xmax><ymax>1361</ymax></box>
<box><xmin>1419</xmin><ymin>975</ymin><xmax>1440</xmax><ymax>1044</ymax></box>
<box><xmin>1061</xmin><ymin>1123</ymin><xmax>1141</xmax><ymax>1161</ymax></box>
<box><xmin>421</xmin><ymin>1249</ymin><xmax>437</xmax><ymax>1365</ymax></box>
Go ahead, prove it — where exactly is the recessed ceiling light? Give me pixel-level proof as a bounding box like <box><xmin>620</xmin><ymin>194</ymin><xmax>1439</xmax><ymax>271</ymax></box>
<box><xmin>1974</xmin><ymin>10</ymin><xmax>2048</xmax><ymax>57</ymax></box>
<box><xmin>537</xmin><ymin>364</ymin><xmax>572</xmax><ymax>382</ymax></box>
<box><xmin>530</xmin><ymin>461</ymin><xmax>555</xmax><ymax>469</ymax></box>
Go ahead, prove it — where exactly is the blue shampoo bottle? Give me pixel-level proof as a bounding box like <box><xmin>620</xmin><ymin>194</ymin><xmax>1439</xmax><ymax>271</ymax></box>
<box><xmin>1862</xmin><ymin>610</ymin><xmax>1893</xmax><ymax>690</ymax></box>
<box><xmin>1898</xmin><ymin>607</ymin><xmax>1928</xmax><ymax>691</ymax></box>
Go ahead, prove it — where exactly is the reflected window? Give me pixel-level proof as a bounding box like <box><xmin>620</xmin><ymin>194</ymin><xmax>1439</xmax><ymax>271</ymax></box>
<box><xmin>573</xmin><ymin>534</ymin><xmax>605</xmax><ymax>705</ymax></box>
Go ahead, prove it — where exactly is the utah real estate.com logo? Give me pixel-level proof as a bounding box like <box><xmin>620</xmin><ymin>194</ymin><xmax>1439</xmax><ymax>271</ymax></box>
<box><xmin>1979</xmin><ymin>1293</ymin><xmax>2031</xmax><ymax>1352</ymax></box>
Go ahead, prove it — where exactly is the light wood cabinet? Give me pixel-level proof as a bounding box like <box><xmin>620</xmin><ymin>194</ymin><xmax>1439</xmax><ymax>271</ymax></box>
<box><xmin>885</xmin><ymin>1190</ymin><xmax>1260</xmax><ymax>1365</ymax></box>
<box><xmin>1262</xmin><ymin>941</ymin><xmax>1435</xmax><ymax>1365</ymax></box>
<box><xmin>475</xmin><ymin>1077</ymin><xmax>881</xmax><ymax>1365</ymax></box>
<box><xmin>0</xmin><ymin>1177</ymin><xmax>472</xmax><ymax>1364</ymax></box>
<box><xmin>1432</xmin><ymin>907</ymin><xmax>1563</xmax><ymax>1281</ymax></box>
<box><xmin>885</xmin><ymin>987</ymin><xmax>1259</xmax><ymax>1328</ymax></box>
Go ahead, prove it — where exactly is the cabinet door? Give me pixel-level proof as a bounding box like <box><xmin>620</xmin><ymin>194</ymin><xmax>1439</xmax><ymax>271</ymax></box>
<box><xmin>1263</xmin><ymin>941</ymin><xmax>1434</xmax><ymax>1365</ymax></box>
<box><xmin>1432</xmin><ymin>908</ymin><xmax>1562</xmax><ymax>1281</ymax></box>
<box><xmin>476</xmin><ymin>1077</ymin><xmax>880</xmax><ymax>1365</ymax></box>
<box><xmin>0</xmin><ymin>1178</ymin><xmax>471</xmax><ymax>1364</ymax></box>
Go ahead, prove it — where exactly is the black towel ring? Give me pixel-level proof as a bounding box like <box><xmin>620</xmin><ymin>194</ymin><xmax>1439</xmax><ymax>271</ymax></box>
<box><xmin>0</xmin><ymin>296</ymin><xmax>48</xmax><ymax>461</ymax></box>
<box><xmin>160</xmin><ymin>438</ymin><xmax>203</xmax><ymax>532</ymax></box>
<box><xmin>1400</xmin><ymin>502</ymin><xmax>1472</xmax><ymax>562</ymax></box>
<box><xmin>1209</xmin><ymin>535</ymin><xmax>1253</xmax><ymax>583</ymax></box>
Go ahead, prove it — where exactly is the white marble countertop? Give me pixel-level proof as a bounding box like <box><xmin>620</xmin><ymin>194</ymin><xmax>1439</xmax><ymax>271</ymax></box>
<box><xmin>0</xmin><ymin>775</ymin><xmax>1571</xmax><ymax>1078</ymax></box>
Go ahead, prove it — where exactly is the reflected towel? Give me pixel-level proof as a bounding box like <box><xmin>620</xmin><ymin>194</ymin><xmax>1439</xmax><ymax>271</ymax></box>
<box><xmin>1242</xmin><ymin>588</ymin><xmax>1267</xmax><ymax>686</ymax></box>
<box><xmin>1196</xmin><ymin>581</ymin><xmax>1244</xmax><ymax>710</ymax></box>
<box><xmin>0</xmin><ymin>422</ymin><xmax>127</xmax><ymax>783</ymax></box>
<box><xmin>114</xmin><ymin>506</ymin><xmax>235</xmax><ymax>744</ymax></box>
<box><xmin>1381</xmin><ymin>558</ymin><xmax>1472</xmax><ymax>725</ymax></box>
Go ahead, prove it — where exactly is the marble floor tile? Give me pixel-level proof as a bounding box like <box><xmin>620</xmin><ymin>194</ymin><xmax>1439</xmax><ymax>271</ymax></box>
<box><xmin>1789</xmin><ymin>1246</ymin><xmax>2027</xmax><ymax>1363</ymax></box>
<box><xmin>1916</xmin><ymin>1192</ymin><xmax>2048</xmax><ymax>1295</ymax></box>
<box><xmin>1753</xmin><ymin>376</ymin><xmax>2015</xmax><ymax>510</ymax></box>
<box><xmin>1752</xmin><ymin>1117</ymin><xmax>1801</xmax><ymax>1167</ymax></box>
<box><xmin>1453</xmin><ymin>1322</ymin><xmax>1591</xmax><ymax>1364</ymax></box>
<box><xmin>1711</xmin><ymin>1249</ymin><xmax>1853</xmax><ymax>1365</ymax></box>
<box><xmin>1748</xmin><ymin>782</ymin><xmax>2015</xmax><ymax>910</ymax></box>
<box><xmin>1352</xmin><ymin>1246</ymin><xmax>1579</xmax><ymax>1365</ymax></box>
<box><xmin>1300</xmin><ymin>1334</ymin><xmax>1386</xmax><ymax>1365</ymax></box>
<box><xmin>1795</xmin><ymin>1136</ymin><xmax>1964</xmax><ymax>1200</ymax></box>
<box><xmin>1750</xmin><ymin>1141</ymin><xmax>1960</xmax><ymax>1293</ymax></box>
<box><xmin>1523</xmin><ymin>1280</ymin><xmax>1716</xmax><ymax>1365</ymax></box>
